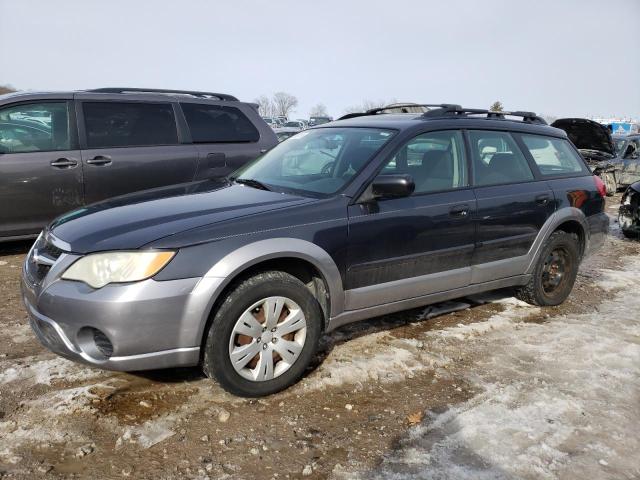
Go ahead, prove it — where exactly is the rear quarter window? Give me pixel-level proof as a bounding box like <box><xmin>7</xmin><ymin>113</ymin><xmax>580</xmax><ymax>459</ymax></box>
<box><xmin>181</xmin><ymin>103</ymin><xmax>260</xmax><ymax>143</ymax></box>
<box><xmin>520</xmin><ymin>135</ymin><xmax>587</xmax><ymax>176</ymax></box>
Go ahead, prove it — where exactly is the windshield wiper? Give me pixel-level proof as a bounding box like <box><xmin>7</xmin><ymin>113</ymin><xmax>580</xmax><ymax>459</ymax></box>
<box><xmin>233</xmin><ymin>178</ymin><xmax>271</xmax><ymax>191</ymax></box>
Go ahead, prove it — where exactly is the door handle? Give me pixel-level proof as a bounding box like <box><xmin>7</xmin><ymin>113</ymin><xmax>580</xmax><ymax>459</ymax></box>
<box><xmin>535</xmin><ymin>194</ymin><xmax>551</xmax><ymax>205</ymax></box>
<box><xmin>449</xmin><ymin>204</ymin><xmax>470</xmax><ymax>218</ymax></box>
<box><xmin>50</xmin><ymin>158</ymin><xmax>78</xmax><ymax>169</ymax></box>
<box><xmin>86</xmin><ymin>155</ymin><xmax>112</xmax><ymax>166</ymax></box>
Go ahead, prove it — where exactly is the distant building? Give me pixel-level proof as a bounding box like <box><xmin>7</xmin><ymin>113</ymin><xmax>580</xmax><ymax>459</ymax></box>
<box><xmin>592</xmin><ymin>117</ymin><xmax>639</xmax><ymax>135</ymax></box>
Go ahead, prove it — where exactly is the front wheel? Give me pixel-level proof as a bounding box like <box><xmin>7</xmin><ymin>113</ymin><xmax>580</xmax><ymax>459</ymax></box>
<box><xmin>203</xmin><ymin>271</ymin><xmax>322</xmax><ymax>397</ymax></box>
<box><xmin>516</xmin><ymin>231</ymin><xmax>580</xmax><ymax>306</ymax></box>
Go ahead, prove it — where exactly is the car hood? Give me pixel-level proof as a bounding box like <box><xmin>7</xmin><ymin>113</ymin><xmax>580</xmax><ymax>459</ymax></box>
<box><xmin>49</xmin><ymin>179</ymin><xmax>315</xmax><ymax>253</ymax></box>
<box><xmin>551</xmin><ymin>118</ymin><xmax>615</xmax><ymax>157</ymax></box>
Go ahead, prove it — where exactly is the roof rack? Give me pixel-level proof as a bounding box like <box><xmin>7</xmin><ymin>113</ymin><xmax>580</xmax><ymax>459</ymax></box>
<box><xmin>339</xmin><ymin>104</ymin><xmax>460</xmax><ymax>120</ymax></box>
<box><xmin>422</xmin><ymin>106</ymin><xmax>546</xmax><ymax>124</ymax></box>
<box><xmin>338</xmin><ymin>103</ymin><xmax>546</xmax><ymax>125</ymax></box>
<box><xmin>87</xmin><ymin>88</ymin><xmax>238</xmax><ymax>101</ymax></box>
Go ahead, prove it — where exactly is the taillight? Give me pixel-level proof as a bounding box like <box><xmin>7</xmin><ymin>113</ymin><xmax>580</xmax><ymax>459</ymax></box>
<box><xmin>593</xmin><ymin>175</ymin><xmax>607</xmax><ymax>198</ymax></box>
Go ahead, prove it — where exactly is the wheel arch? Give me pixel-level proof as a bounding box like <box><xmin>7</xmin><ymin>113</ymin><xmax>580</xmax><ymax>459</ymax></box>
<box><xmin>195</xmin><ymin>238</ymin><xmax>344</xmax><ymax>352</ymax></box>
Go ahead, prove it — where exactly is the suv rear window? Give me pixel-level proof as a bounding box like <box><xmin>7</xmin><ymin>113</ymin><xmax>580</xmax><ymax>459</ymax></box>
<box><xmin>521</xmin><ymin>135</ymin><xmax>587</xmax><ymax>176</ymax></box>
<box><xmin>181</xmin><ymin>103</ymin><xmax>259</xmax><ymax>143</ymax></box>
<box><xmin>469</xmin><ymin>131</ymin><xmax>534</xmax><ymax>186</ymax></box>
<box><xmin>83</xmin><ymin>102</ymin><xmax>178</xmax><ymax>148</ymax></box>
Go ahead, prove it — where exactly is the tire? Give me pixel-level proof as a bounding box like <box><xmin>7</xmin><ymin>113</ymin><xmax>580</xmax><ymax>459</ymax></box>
<box><xmin>202</xmin><ymin>271</ymin><xmax>322</xmax><ymax>397</ymax></box>
<box><xmin>603</xmin><ymin>172</ymin><xmax>616</xmax><ymax>196</ymax></box>
<box><xmin>516</xmin><ymin>231</ymin><xmax>580</xmax><ymax>307</ymax></box>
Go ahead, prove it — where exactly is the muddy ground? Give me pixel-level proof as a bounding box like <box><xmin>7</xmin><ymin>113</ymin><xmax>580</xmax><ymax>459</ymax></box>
<box><xmin>0</xmin><ymin>195</ymin><xmax>639</xmax><ymax>480</ymax></box>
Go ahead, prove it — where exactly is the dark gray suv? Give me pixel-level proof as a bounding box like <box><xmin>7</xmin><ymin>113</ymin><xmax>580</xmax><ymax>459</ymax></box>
<box><xmin>0</xmin><ymin>88</ymin><xmax>277</xmax><ymax>241</ymax></box>
<box><xmin>23</xmin><ymin>104</ymin><xmax>608</xmax><ymax>397</ymax></box>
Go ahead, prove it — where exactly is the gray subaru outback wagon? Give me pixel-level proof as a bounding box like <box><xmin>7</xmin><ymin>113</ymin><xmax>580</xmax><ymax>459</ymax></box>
<box><xmin>0</xmin><ymin>88</ymin><xmax>277</xmax><ymax>241</ymax></box>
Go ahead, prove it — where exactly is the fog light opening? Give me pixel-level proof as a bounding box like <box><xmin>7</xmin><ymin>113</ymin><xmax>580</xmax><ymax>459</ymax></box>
<box><xmin>77</xmin><ymin>327</ymin><xmax>114</xmax><ymax>360</ymax></box>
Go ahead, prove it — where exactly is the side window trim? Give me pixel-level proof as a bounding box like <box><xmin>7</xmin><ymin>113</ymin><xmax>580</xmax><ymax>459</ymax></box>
<box><xmin>370</xmin><ymin>128</ymin><xmax>471</xmax><ymax>198</ymax></box>
<box><xmin>78</xmin><ymin>100</ymin><xmax>180</xmax><ymax>149</ymax></box>
<box><xmin>513</xmin><ymin>132</ymin><xmax>590</xmax><ymax>179</ymax></box>
<box><xmin>467</xmin><ymin>129</ymin><xmax>536</xmax><ymax>188</ymax></box>
<box><xmin>0</xmin><ymin>100</ymin><xmax>77</xmax><ymax>153</ymax></box>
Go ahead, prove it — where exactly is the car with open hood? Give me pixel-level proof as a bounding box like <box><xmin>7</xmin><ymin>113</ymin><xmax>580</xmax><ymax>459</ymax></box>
<box><xmin>550</xmin><ymin>118</ymin><xmax>637</xmax><ymax>195</ymax></box>
<box><xmin>619</xmin><ymin>180</ymin><xmax>640</xmax><ymax>239</ymax></box>
<box><xmin>23</xmin><ymin>104</ymin><xmax>609</xmax><ymax>397</ymax></box>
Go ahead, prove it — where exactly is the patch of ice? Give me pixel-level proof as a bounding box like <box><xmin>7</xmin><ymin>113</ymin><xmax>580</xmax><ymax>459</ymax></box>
<box><xmin>116</xmin><ymin>418</ymin><xmax>176</xmax><ymax>449</ymax></box>
<box><xmin>0</xmin><ymin>356</ymin><xmax>106</xmax><ymax>385</ymax></box>
<box><xmin>350</xmin><ymin>256</ymin><xmax>640</xmax><ymax>480</ymax></box>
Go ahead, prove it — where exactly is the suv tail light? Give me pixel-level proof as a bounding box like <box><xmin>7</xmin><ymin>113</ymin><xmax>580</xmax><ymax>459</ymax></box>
<box><xmin>593</xmin><ymin>175</ymin><xmax>607</xmax><ymax>198</ymax></box>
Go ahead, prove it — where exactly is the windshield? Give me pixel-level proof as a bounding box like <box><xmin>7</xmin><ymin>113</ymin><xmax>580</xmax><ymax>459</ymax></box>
<box><xmin>234</xmin><ymin>127</ymin><xmax>395</xmax><ymax>196</ymax></box>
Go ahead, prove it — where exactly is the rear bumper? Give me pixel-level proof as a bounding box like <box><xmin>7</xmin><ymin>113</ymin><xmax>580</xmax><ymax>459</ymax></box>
<box><xmin>585</xmin><ymin>212</ymin><xmax>609</xmax><ymax>257</ymax></box>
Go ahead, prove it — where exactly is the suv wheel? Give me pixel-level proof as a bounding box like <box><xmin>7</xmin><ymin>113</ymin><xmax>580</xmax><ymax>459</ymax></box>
<box><xmin>203</xmin><ymin>271</ymin><xmax>322</xmax><ymax>397</ymax></box>
<box><xmin>516</xmin><ymin>231</ymin><xmax>580</xmax><ymax>306</ymax></box>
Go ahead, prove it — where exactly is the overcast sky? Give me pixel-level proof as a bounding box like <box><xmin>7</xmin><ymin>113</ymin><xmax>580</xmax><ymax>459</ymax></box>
<box><xmin>1</xmin><ymin>0</ymin><xmax>638</xmax><ymax>120</ymax></box>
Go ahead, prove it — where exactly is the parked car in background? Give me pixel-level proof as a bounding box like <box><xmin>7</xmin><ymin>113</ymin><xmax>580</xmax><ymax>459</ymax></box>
<box><xmin>308</xmin><ymin>116</ymin><xmax>332</xmax><ymax>127</ymax></box>
<box><xmin>275</xmin><ymin>128</ymin><xmax>299</xmax><ymax>142</ymax></box>
<box><xmin>0</xmin><ymin>87</ymin><xmax>277</xmax><ymax>241</ymax></box>
<box><xmin>551</xmin><ymin>118</ymin><xmax>627</xmax><ymax>195</ymax></box>
<box><xmin>619</xmin><ymin>181</ymin><xmax>640</xmax><ymax>239</ymax></box>
<box><xmin>23</xmin><ymin>104</ymin><xmax>608</xmax><ymax>396</ymax></box>
<box><xmin>612</xmin><ymin>134</ymin><xmax>640</xmax><ymax>188</ymax></box>
<box><xmin>283</xmin><ymin>120</ymin><xmax>305</xmax><ymax>131</ymax></box>
<box><xmin>262</xmin><ymin>117</ymin><xmax>277</xmax><ymax>128</ymax></box>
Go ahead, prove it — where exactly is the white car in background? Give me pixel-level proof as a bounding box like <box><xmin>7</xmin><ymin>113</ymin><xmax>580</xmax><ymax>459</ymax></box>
<box><xmin>283</xmin><ymin>120</ymin><xmax>305</xmax><ymax>131</ymax></box>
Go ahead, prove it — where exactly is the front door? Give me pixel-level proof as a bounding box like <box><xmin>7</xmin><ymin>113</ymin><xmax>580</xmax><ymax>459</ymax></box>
<box><xmin>346</xmin><ymin>130</ymin><xmax>476</xmax><ymax>310</ymax></box>
<box><xmin>468</xmin><ymin>130</ymin><xmax>555</xmax><ymax>283</ymax></box>
<box><xmin>0</xmin><ymin>100</ymin><xmax>83</xmax><ymax>237</ymax></box>
<box><xmin>78</xmin><ymin>100</ymin><xmax>199</xmax><ymax>204</ymax></box>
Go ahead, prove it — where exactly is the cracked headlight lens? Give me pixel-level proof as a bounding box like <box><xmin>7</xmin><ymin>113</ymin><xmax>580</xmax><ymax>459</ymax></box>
<box><xmin>62</xmin><ymin>251</ymin><xmax>175</xmax><ymax>288</ymax></box>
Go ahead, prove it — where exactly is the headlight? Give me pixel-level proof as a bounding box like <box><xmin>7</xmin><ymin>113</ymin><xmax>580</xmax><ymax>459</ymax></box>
<box><xmin>62</xmin><ymin>251</ymin><xmax>175</xmax><ymax>288</ymax></box>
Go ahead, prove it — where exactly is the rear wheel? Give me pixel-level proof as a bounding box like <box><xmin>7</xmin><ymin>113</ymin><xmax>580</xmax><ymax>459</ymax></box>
<box><xmin>203</xmin><ymin>271</ymin><xmax>322</xmax><ymax>397</ymax></box>
<box><xmin>516</xmin><ymin>231</ymin><xmax>580</xmax><ymax>306</ymax></box>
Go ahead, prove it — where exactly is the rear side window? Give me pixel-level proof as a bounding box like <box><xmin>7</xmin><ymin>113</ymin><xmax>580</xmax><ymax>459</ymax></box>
<box><xmin>83</xmin><ymin>102</ymin><xmax>178</xmax><ymax>148</ymax></box>
<box><xmin>520</xmin><ymin>135</ymin><xmax>586</xmax><ymax>176</ymax></box>
<box><xmin>181</xmin><ymin>103</ymin><xmax>259</xmax><ymax>143</ymax></box>
<box><xmin>0</xmin><ymin>102</ymin><xmax>70</xmax><ymax>153</ymax></box>
<box><xmin>469</xmin><ymin>131</ymin><xmax>534</xmax><ymax>186</ymax></box>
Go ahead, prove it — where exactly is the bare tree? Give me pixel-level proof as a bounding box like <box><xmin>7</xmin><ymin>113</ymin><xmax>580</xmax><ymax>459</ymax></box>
<box><xmin>254</xmin><ymin>95</ymin><xmax>274</xmax><ymax>118</ymax></box>
<box><xmin>489</xmin><ymin>101</ymin><xmax>504</xmax><ymax>112</ymax></box>
<box><xmin>309</xmin><ymin>103</ymin><xmax>328</xmax><ymax>117</ymax></box>
<box><xmin>0</xmin><ymin>85</ymin><xmax>16</xmax><ymax>95</ymax></box>
<box><xmin>272</xmin><ymin>92</ymin><xmax>298</xmax><ymax>118</ymax></box>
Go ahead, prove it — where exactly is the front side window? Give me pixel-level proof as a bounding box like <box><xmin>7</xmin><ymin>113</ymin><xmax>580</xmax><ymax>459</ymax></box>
<box><xmin>469</xmin><ymin>130</ymin><xmax>534</xmax><ymax>186</ymax></box>
<box><xmin>380</xmin><ymin>130</ymin><xmax>467</xmax><ymax>194</ymax></box>
<box><xmin>520</xmin><ymin>135</ymin><xmax>586</xmax><ymax>176</ymax></box>
<box><xmin>0</xmin><ymin>102</ymin><xmax>70</xmax><ymax>153</ymax></box>
<box><xmin>234</xmin><ymin>127</ymin><xmax>395</xmax><ymax>196</ymax></box>
<box><xmin>83</xmin><ymin>102</ymin><xmax>178</xmax><ymax>148</ymax></box>
<box><xmin>181</xmin><ymin>103</ymin><xmax>259</xmax><ymax>143</ymax></box>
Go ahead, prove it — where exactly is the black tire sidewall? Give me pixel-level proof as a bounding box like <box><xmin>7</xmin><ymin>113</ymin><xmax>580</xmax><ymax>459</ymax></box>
<box><xmin>532</xmin><ymin>233</ymin><xmax>580</xmax><ymax>306</ymax></box>
<box><xmin>204</xmin><ymin>272</ymin><xmax>322</xmax><ymax>397</ymax></box>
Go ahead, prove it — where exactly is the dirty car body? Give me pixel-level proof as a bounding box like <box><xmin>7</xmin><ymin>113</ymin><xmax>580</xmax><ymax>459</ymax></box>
<box><xmin>22</xmin><ymin>106</ymin><xmax>609</xmax><ymax>395</ymax></box>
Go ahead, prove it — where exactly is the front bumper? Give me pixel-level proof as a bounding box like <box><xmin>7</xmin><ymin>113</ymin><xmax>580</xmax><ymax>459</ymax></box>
<box><xmin>22</xmin><ymin>243</ymin><xmax>226</xmax><ymax>371</ymax></box>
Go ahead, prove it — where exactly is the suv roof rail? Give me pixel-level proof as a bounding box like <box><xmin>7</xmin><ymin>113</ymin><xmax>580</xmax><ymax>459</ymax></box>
<box><xmin>422</xmin><ymin>106</ymin><xmax>547</xmax><ymax>124</ymax></box>
<box><xmin>338</xmin><ymin>104</ymin><xmax>461</xmax><ymax>120</ymax></box>
<box><xmin>87</xmin><ymin>88</ymin><xmax>238</xmax><ymax>101</ymax></box>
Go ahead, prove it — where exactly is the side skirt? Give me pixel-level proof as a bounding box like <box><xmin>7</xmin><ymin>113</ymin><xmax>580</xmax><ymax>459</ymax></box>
<box><xmin>326</xmin><ymin>274</ymin><xmax>531</xmax><ymax>332</ymax></box>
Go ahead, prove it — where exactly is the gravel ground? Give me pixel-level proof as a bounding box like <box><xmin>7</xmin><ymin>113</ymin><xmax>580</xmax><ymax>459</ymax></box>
<box><xmin>0</xmin><ymin>195</ymin><xmax>638</xmax><ymax>480</ymax></box>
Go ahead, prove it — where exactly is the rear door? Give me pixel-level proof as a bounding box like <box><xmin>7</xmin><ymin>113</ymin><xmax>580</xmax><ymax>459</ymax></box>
<box><xmin>468</xmin><ymin>130</ymin><xmax>555</xmax><ymax>283</ymax></box>
<box><xmin>179</xmin><ymin>102</ymin><xmax>266</xmax><ymax>179</ymax></box>
<box><xmin>0</xmin><ymin>100</ymin><xmax>83</xmax><ymax>237</ymax></box>
<box><xmin>78</xmin><ymin>99</ymin><xmax>199</xmax><ymax>203</ymax></box>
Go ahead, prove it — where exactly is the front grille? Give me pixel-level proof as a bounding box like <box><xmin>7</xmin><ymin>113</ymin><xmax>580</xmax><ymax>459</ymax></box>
<box><xmin>25</xmin><ymin>235</ymin><xmax>66</xmax><ymax>285</ymax></box>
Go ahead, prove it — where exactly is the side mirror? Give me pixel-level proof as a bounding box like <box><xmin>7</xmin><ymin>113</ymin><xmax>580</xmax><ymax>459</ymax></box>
<box><xmin>371</xmin><ymin>174</ymin><xmax>415</xmax><ymax>199</ymax></box>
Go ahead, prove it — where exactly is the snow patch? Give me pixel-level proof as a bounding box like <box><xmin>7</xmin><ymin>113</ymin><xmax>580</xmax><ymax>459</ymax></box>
<box><xmin>356</xmin><ymin>256</ymin><xmax>640</xmax><ymax>480</ymax></box>
<box><xmin>0</xmin><ymin>356</ymin><xmax>106</xmax><ymax>386</ymax></box>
